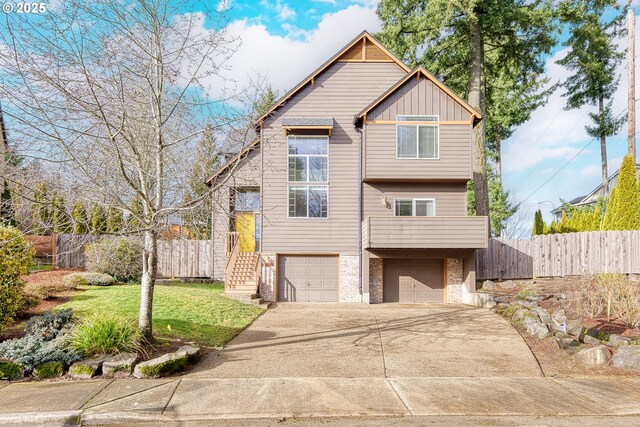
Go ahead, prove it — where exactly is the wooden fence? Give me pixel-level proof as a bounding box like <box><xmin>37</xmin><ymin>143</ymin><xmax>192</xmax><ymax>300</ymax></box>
<box><xmin>53</xmin><ymin>234</ymin><xmax>213</xmax><ymax>278</ymax></box>
<box><xmin>476</xmin><ymin>230</ymin><xmax>640</xmax><ymax>280</ymax></box>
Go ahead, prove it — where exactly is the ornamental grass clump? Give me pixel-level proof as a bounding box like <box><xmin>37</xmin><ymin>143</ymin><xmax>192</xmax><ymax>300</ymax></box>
<box><xmin>69</xmin><ymin>314</ymin><xmax>141</xmax><ymax>356</ymax></box>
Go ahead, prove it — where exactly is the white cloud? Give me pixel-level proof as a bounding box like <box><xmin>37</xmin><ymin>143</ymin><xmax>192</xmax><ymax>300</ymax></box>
<box><xmin>216</xmin><ymin>0</ymin><xmax>233</xmax><ymax>13</ymax></box>
<box><xmin>312</xmin><ymin>0</ymin><xmax>337</xmax><ymax>4</ymax></box>
<box><xmin>275</xmin><ymin>2</ymin><xmax>296</xmax><ymax>21</ymax></box>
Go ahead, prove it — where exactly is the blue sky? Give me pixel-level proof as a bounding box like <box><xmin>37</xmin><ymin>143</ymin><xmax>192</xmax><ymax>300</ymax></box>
<box><xmin>210</xmin><ymin>0</ymin><xmax>639</xmax><ymax>234</ymax></box>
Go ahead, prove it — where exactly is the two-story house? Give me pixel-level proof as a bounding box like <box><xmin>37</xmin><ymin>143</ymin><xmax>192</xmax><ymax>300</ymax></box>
<box><xmin>206</xmin><ymin>32</ymin><xmax>488</xmax><ymax>304</ymax></box>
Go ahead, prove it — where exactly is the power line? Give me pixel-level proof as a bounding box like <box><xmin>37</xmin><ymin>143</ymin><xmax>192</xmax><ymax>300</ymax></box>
<box><xmin>519</xmin><ymin>107</ymin><xmax>629</xmax><ymax>205</ymax></box>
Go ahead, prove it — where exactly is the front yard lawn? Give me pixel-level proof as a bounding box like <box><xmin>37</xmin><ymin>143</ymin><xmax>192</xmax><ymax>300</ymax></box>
<box><xmin>59</xmin><ymin>282</ymin><xmax>264</xmax><ymax>347</ymax></box>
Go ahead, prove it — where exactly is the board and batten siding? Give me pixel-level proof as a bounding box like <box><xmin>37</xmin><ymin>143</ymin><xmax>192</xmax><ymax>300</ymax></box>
<box><xmin>364</xmin><ymin>123</ymin><xmax>472</xmax><ymax>181</ymax></box>
<box><xmin>261</xmin><ymin>61</ymin><xmax>407</xmax><ymax>253</ymax></box>
<box><xmin>367</xmin><ymin>76</ymin><xmax>472</xmax><ymax>122</ymax></box>
<box><xmin>363</xmin><ymin>182</ymin><xmax>467</xmax><ymax>217</ymax></box>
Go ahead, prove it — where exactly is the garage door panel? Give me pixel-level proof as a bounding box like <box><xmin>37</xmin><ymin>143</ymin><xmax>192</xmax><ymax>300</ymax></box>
<box><xmin>384</xmin><ymin>258</ymin><xmax>445</xmax><ymax>303</ymax></box>
<box><xmin>278</xmin><ymin>256</ymin><xmax>339</xmax><ymax>302</ymax></box>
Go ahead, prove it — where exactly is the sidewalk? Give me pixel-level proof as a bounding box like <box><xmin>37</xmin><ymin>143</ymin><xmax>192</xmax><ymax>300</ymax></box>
<box><xmin>1</xmin><ymin>376</ymin><xmax>640</xmax><ymax>425</ymax></box>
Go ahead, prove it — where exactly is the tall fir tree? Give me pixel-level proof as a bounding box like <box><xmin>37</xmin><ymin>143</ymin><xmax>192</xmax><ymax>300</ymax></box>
<box><xmin>557</xmin><ymin>0</ymin><xmax>627</xmax><ymax>195</ymax></box>
<box><xmin>71</xmin><ymin>202</ymin><xmax>88</xmax><ymax>234</ymax></box>
<box><xmin>106</xmin><ymin>207</ymin><xmax>124</xmax><ymax>233</ymax></box>
<box><xmin>89</xmin><ymin>203</ymin><xmax>107</xmax><ymax>234</ymax></box>
<box><xmin>50</xmin><ymin>193</ymin><xmax>70</xmax><ymax>233</ymax></box>
<box><xmin>377</xmin><ymin>0</ymin><xmax>558</xmax><ymax>221</ymax></box>
<box><xmin>32</xmin><ymin>182</ymin><xmax>52</xmax><ymax>234</ymax></box>
<box><xmin>603</xmin><ymin>155</ymin><xmax>640</xmax><ymax>230</ymax></box>
<box><xmin>254</xmin><ymin>86</ymin><xmax>278</xmax><ymax>118</ymax></box>
<box><xmin>532</xmin><ymin>209</ymin><xmax>544</xmax><ymax>235</ymax></box>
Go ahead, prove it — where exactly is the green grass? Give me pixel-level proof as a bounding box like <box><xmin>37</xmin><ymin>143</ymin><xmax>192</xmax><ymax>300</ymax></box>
<box><xmin>29</xmin><ymin>264</ymin><xmax>53</xmax><ymax>272</ymax></box>
<box><xmin>59</xmin><ymin>282</ymin><xmax>264</xmax><ymax>347</ymax></box>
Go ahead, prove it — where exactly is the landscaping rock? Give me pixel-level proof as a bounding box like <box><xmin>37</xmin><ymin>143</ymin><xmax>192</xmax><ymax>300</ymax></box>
<box><xmin>102</xmin><ymin>352</ymin><xmax>138</xmax><ymax>379</ymax></box>
<box><xmin>582</xmin><ymin>334</ymin><xmax>601</xmax><ymax>346</ymax></box>
<box><xmin>176</xmin><ymin>345</ymin><xmax>201</xmax><ymax>364</ymax></box>
<box><xmin>526</xmin><ymin>321</ymin><xmax>550</xmax><ymax>339</ymax></box>
<box><xmin>607</xmin><ymin>334</ymin><xmax>632</xmax><ymax>348</ymax></box>
<box><xmin>612</xmin><ymin>346</ymin><xmax>640</xmax><ymax>371</ymax></box>
<box><xmin>134</xmin><ymin>353</ymin><xmax>188</xmax><ymax>379</ymax></box>
<box><xmin>0</xmin><ymin>360</ymin><xmax>24</xmax><ymax>380</ymax></box>
<box><xmin>494</xmin><ymin>295</ymin><xmax>511</xmax><ymax>304</ymax></box>
<box><xmin>532</xmin><ymin>307</ymin><xmax>552</xmax><ymax>325</ymax></box>
<box><xmin>556</xmin><ymin>336</ymin><xmax>580</xmax><ymax>350</ymax></box>
<box><xmin>69</xmin><ymin>357</ymin><xmax>103</xmax><ymax>379</ymax></box>
<box><xmin>498</xmin><ymin>280</ymin><xmax>518</xmax><ymax>290</ymax></box>
<box><xmin>573</xmin><ymin>345</ymin><xmax>611</xmax><ymax>368</ymax></box>
<box><xmin>565</xmin><ymin>319</ymin><xmax>583</xmax><ymax>337</ymax></box>
<box><xmin>33</xmin><ymin>361</ymin><xmax>65</xmax><ymax>378</ymax></box>
<box><xmin>511</xmin><ymin>308</ymin><xmax>530</xmax><ymax>324</ymax></box>
<box><xmin>481</xmin><ymin>280</ymin><xmax>496</xmax><ymax>291</ymax></box>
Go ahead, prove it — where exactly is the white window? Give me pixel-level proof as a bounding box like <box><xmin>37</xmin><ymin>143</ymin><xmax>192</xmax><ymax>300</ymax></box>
<box><xmin>288</xmin><ymin>186</ymin><xmax>328</xmax><ymax>218</ymax></box>
<box><xmin>396</xmin><ymin>115</ymin><xmax>439</xmax><ymax>159</ymax></box>
<box><xmin>394</xmin><ymin>198</ymin><xmax>435</xmax><ymax>217</ymax></box>
<box><xmin>288</xmin><ymin>136</ymin><xmax>328</xmax><ymax>182</ymax></box>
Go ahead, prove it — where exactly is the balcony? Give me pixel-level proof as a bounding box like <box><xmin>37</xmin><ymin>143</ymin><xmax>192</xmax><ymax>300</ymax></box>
<box><xmin>362</xmin><ymin>216</ymin><xmax>488</xmax><ymax>250</ymax></box>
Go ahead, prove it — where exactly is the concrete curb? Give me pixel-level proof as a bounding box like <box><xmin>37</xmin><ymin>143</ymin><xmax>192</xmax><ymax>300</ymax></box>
<box><xmin>0</xmin><ymin>410</ymin><xmax>81</xmax><ymax>426</ymax></box>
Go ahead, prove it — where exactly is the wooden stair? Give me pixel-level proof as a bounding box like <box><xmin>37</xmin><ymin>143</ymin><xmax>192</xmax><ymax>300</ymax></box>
<box><xmin>225</xmin><ymin>252</ymin><xmax>270</xmax><ymax>308</ymax></box>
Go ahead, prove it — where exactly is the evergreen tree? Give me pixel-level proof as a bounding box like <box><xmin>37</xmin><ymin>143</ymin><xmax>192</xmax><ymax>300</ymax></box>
<box><xmin>569</xmin><ymin>211</ymin><xmax>579</xmax><ymax>232</ymax></box>
<box><xmin>549</xmin><ymin>221</ymin><xmax>558</xmax><ymax>234</ymax></box>
<box><xmin>558</xmin><ymin>211</ymin><xmax>569</xmax><ymax>233</ymax></box>
<box><xmin>603</xmin><ymin>155</ymin><xmax>640</xmax><ymax>230</ymax></box>
<box><xmin>0</xmin><ymin>180</ymin><xmax>15</xmax><ymax>226</ymax></box>
<box><xmin>542</xmin><ymin>222</ymin><xmax>549</xmax><ymax>235</ymax></box>
<box><xmin>254</xmin><ymin>86</ymin><xmax>278</xmax><ymax>118</ymax></box>
<box><xmin>89</xmin><ymin>203</ymin><xmax>107</xmax><ymax>234</ymax></box>
<box><xmin>488</xmin><ymin>173</ymin><xmax>518</xmax><ymax>236</ymax></box>
<box><xmin>532</xmin><ymin>209</ymin><xmax>544</xmax><ymax>235</ymax></box>
<box><xmin>50</xmin><ymin>193</ymin><xmax>70</xmax><ymax>233</ymax></box>
<box><xmin>557</xmin><ymin>0</ymin><xmax>627</xmax><ymax>195</ymax></box>
<box><xmin>377</xmin><ymin>0</ymin><xmax>558</xmax><ymax>219</ymax></box>
<box><xmin>127</xmin><ymin>196</ymin><xmax>144</xmax><ymax>232</ymax></box>
<box><xmin>71</xmin><ymin>202</ymin><xmax>88</xmax><ymax>234</ymax></box>
<box><xmin>32</xmin><ymin>182</ymin><xmax>51</xmax><ymax>234</ymax></box>
<box><xmin>579</xmin><ymin>211</ymin><xmax>589</xmax><ymax>231</ymax></box>
<box><xmin>106</xmin><ymin>207</ymin><xmax>124</xmax><ymax>233</ymax></box>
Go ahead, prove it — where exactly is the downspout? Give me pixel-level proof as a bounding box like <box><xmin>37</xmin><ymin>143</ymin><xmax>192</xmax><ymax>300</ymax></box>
<box><xmin>356</xmin><ymin>122</ymin><xmax>364</xmax><ymax>303</ymax></box>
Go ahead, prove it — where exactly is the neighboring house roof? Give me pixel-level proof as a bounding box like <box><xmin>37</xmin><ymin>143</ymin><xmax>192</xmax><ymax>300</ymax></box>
<box><xmin>205</xmin><ymin>137</ymin><xmax>260</xmax><ymax>185</ymax></box>
<box><xmin>254</xmin><ymin>31</ymin><xmax>411</xmax><ymax>126</ymax></box>
<box><xmin>281</xmin><ymin>117</ymin><xmax>333</xmax><ymax>127</ymax></box>
<box><xmin>354</xmin><ymin>66</ymin><xmax>482</xmax><ymax>126</ymax></box>
<box><xmin>550</xmin><ymin>195</ymin><xmax>586</xmax><ymax>214</ymax></box>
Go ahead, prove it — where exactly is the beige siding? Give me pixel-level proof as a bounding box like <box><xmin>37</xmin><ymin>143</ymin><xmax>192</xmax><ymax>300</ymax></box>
<box><xmin>261</xmin><ymin>61</ymin><xmax>407</xmax><ymax>253</ymax></box>
<box><xmin>363</xmin><ymin>182</ymin><xmax>467</xmax><ymax>217</ymax></box>
<box><xmin>364</xmin><ymin>123</ymin><xmax>472</xmax><ymax>181</ymax></box>
<box><xmin>363</xmin><ymin>216</ymin><xmax>488</xmax><ymax>249</ymax></box>
<box><xmin>368</xmin><ymin>76</ymin><xmax>472</xmax><ymax>122</ymax></box>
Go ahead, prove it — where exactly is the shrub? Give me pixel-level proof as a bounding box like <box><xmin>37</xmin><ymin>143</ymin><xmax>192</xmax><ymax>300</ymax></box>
<box><xmin>85</xmin><ymin>237</ymin><xmax>142</xmax><ymax>282</ymax></box>
<box><xmin>63</xmin><ymin>272</ymin><xmax>115</xmax><ymax>287</ymax></box>
<box><xmin>610</xmin><ymin>278</ymin><xmax>640</xmax><ymax>328</ymax></box>
<box><xmin>0</xmin><ymin>226</ymin><xmax>35</xmax><ymax>334</ymax></box>
<box><xmin>69</xmin><ymin>314</ymin><xmax>140</xmax><ymax>356</ymax></box>
<box><xmin>0</xmin><ymin>309</ymin><xmax>81</xmax><ymax>372</ymax></box>
<box><xmin>572</xmin><ymin>274</ymin><xmax>640</xmax><ymax>328</ymax></box>
<box><xmin>27</xmin><ymin>281</ymin><xmax>76</xmax><ymax>300</ymax></box>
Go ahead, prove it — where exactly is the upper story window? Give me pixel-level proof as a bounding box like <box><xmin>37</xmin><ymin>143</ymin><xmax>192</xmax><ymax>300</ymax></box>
<box><xmin>394</xmin><ymin>198</ymin><xmax>436</xmax><ymax>217</ymax></box>
<box><xmin>288</xmin><ymin>136</ymin><xmax>328</xmax><ymax>182</ymax></box>
<box><xmin>396</xmin><ymin>115</ymin><xmax>439</xmax><ymax>159</ymax></box>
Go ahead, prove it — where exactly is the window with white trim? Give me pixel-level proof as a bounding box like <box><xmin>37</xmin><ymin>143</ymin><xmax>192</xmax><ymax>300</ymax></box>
<box><xmin>396</xmin><ymin>115</ymin><xmax>439</xmax><ymax>159</ymax></box>
<box><xmin>394</xmin><ymin>198</ymin><xmax>435</xmax><ymax>217</ymax></box>
<box><xmin>287</xmin><ymin>136</ymin><xmax>329</xmax><ymax>218</ymax></box>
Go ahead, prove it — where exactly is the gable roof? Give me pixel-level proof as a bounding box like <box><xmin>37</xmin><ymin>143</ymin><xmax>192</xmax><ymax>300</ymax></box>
<box><xmin>255</xmin><ymin>31</ymin><xmax>411</xmax><ymax>127</ymax></box>
<box><xmin>354</xmin><ymin>66</ymin><xmax>482</xmax><ymax>126</ymax></box>
<box><xmin>205</xmin><ymin>137</ymin><xmax>260</xmax><ymax>185</ymax></box>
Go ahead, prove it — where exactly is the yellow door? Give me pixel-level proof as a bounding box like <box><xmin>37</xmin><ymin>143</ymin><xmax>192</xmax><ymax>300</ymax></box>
<box><xmin>236</xmin><ymin>213</ymin><xmax>255</xmax><ymax>252</ymax></box>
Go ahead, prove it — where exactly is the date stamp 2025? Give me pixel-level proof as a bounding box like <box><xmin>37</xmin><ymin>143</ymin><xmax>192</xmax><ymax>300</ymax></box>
<box><xmin>2</xmin><ymin>2</ymin><xmax>47</xmax><ymax>14</ymax></box>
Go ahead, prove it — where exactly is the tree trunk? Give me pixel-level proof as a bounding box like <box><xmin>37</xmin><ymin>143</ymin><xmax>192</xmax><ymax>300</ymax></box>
<box><xmin>468</xmin><ymin>13</ymin><xmax>490</xmax><ymax>222</ymax></box>
<box><xmin>495</xmin><ymin>128</ymin><xmax>502</xmax><ymax>184</ymax></box>
<box><xmin>139</xmin><ymin>228</ymin><xmax>157</xmax><ymax>340</ymax></box>
<box><xmin>599</xmin><ymin>95</ymin><xmax>609</xmax><ymax>196</ymax></box>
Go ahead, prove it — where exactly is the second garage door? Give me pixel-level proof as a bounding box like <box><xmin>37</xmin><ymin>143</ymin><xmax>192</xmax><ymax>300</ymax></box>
<box><xmin>384</xmin><ymin>258</ymin><xmax>444</xmax><ymax>303</ymax></box>
<box><xmin>278</xmin><ymin>256</ymin><xmax>339</xmax><ymax>302</ymax></box>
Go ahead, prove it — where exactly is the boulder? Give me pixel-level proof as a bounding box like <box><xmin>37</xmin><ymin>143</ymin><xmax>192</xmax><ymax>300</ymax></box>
<box><xmin>607</xmin><ymin>335</ymin><xmax>632</xmax><ymax>348</ymax></box>
<box><xmin>176</xmin><ymin>345</ymin><xmax>201</xmax><ymax>364</ymax></box>
<box><xmin>565</xmin><ymin>319</ymin><xmax>583</xmax><ymax>337</ymax></box>
<box><xmin>33</xmin><ymin>361</ymin><xmax>65</xmax><ymax>378</ymax></box>
<box><xmin>498</xmin><ymin>280</ymin><xmax>518</xmax><ymax>290</ymax></box>
<box><xmin>612</xmin><ymin>346</ymin><xmax>640</xmax><ymax>371</ymax></box>
<box><xmin>573</xmin><ymin>345</ymin><xmax>611</xmax><ymax>368</ymax></box>
<box><xmin>0</xmin><ymin>360</ymin><xmax>24</xmax><ymax>380</ymax></box>
<box><xmin>69</xmin><ymin>357</ymin><xmax>104</xmax><ymax>379</ymax></box>
<box><xmin>526</xmin><ymin>321</ymin><xmax>550</xmax><ymax>339</ymax></box>
<box><xmin>532</xmin><ymin>307</ymin><xmax>552</xmax><ymax>325</ymax></box>
<box><xmin>494</xmin><ymin>295</ymin><xmax>511</xmax><ymax>304</ymax></box>
<box><xmin>102</xmin><ymin>352</ymin><xmax>139</xmax><ymax>379</ymax></box>
<box><xmin>556</xmin><ymin>336</ymin><xmax>580</xmax><ymax>350</ymax></box>
<box><xmin>582</xmin><ymin>334</ymin><xmax>601</xmax><ymax>346</ymax></box>
<box><xmin>481</xmin><ymin>280</ymin><xmax>496</xmax><ymax>291</ymax></box>
<box><xmin>512</xmin><ymin>308</ymin><xmax>530</xmax><ymax>324</ymax></box>
<box><xmin>134</xmin><ymin>353</ymin><xmax>188</xmax><ymax>379</ymax></box>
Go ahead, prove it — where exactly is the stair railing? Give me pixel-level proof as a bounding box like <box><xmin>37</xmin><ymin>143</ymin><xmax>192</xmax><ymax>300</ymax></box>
<box><xmin>224</xmin><ymin>232</ymin><xmax>240</xmax><ymax>291</ymax></box>
<box><xmin>253</xmin><ymin>254</ymin><xmax>262</xmax><ymax>294</ymax></box>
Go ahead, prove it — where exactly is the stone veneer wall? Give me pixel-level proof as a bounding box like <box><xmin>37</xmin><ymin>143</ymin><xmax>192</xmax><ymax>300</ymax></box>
<box><xmin>340</xmin><ymin>255</ymin><xmax>361</xmax><ymax>302</ymax></box>
<box><xmin>259</xmin><ymin>254</ymin><xmax>276</xmax><ymax>301</ymax></box>
<box><xmin>446</xmin><ymin>258</ymin><xmax>464</xmax><ymax>304</ymax></box>
<box><xmin>369</xmin><ymin>258</ymin><xmax>383</xmax><ymax>304</ymax></box>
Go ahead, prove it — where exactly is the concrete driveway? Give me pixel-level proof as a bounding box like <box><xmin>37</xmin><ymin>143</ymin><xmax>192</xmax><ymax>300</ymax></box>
<box><xmin>189</xmin><ymin>303</ymin><xmax>542</xmax><ymax>378</ymax></box>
